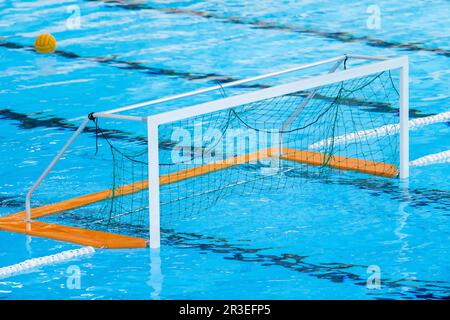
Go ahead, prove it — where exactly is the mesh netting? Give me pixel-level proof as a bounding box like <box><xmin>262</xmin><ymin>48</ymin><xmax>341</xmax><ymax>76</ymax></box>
<box><xmin>41</xmin><ymin>69</ymin><xmax>400</xmax><ymax>237</ymax></box>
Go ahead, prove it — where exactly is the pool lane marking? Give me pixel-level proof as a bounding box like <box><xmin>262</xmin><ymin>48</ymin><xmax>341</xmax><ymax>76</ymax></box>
<box><xmin>0</xmin><ymin>40</ymin><xmax>405</xmax><ymax>115</ymax></box>
<box><xmin>0</xmin><ymin>108</ymin><xmax>149</xmax><ymax>145</ymax></box>
<box><xmin>162</xmin><ymin>228</ymin><xmax>450</xmax><ymax>299</ymax></box>
<box><xmin>2</xmin><ymin>221</ymin><xmax>448</xmax><ymax>299</ymax></box>
<box><xmin>0</xmin><ymin>40</ymin><xmax>233</xmax><ymax>83</ymax></box>
<box><xmin>90</xmin><ymin>0</ymin><xmax>450</xmax><ymax>58</ymax></box>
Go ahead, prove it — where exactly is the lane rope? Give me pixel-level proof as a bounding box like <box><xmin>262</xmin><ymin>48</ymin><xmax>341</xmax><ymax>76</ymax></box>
<box><xmin>410</xmin><ymin>149</ymin><xmax>450</xmax><ymax>167</ymax></box>
<box><xmin>309</xmin><ymin>111</ymin><xmax>450</xmax><ymax>149</ymax></box>
<box><xmin>0</xmin><ymin>246</ymin><xmax>95</xmax><ymax>279</ymax></box>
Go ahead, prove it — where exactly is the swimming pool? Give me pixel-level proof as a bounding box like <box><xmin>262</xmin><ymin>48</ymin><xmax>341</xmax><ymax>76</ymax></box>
<box><xmin>0</xmin><ymin>0</ymin><xmax>449</xmax><ymax>300</ymax></box>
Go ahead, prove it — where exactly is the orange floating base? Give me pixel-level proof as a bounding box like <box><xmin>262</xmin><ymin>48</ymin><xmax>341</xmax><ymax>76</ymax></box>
<box><xmin>7</xmin><ymin>148</ymin><xmax>274</xmax><ymax>222</ymax></box>
<box><xmin>0</xmin><ymin>147</ymin><xmax>397</xmax><ymax>248</ymax></box>
<box><xmin>0</xmin><ymin>148</ymin><xmax>274</xmax><ymax>248</ymax></box>
<box><xmin>0</xmin><ymin>216</ymin><xmax>146</xmax><ymax>249</ymax></box>
<box><xmin>280</xmin><ymin>148</ymin><xmax>399</xmax><ymax>178</ymax></box>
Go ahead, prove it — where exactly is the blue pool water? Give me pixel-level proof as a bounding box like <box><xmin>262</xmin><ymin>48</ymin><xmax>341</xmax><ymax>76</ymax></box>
<box><xmin>0</xmin><ymin>0</ymin><xmax>449</xmax><ymax>299</ymax></box>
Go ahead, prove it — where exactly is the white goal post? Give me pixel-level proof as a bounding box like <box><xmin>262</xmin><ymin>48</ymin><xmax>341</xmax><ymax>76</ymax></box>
<box><xmin>22</xmin><ymin>54</ymin><xmax>409</xmax><ymax>249</ymax></box>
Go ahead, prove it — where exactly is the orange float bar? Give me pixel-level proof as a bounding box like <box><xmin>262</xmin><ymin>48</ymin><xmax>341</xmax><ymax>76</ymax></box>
<box><xmin>280</xmin><ymin>148</ymin><xmax>399</xmax><ymax>178</ymax></box>
<box><xmin>0</xmin><ymin>147</ymin><xmax>397</xmax><ymax>248</ymax></box>
<box><xmin>0</xmin><ymin>148</ymin><xmax>274</xmax><ymax>248</ymax></box>
<box><xmin>0</xmin><ymin>218</ymin><xmax>146</xmax><ymax>248</ymax></box>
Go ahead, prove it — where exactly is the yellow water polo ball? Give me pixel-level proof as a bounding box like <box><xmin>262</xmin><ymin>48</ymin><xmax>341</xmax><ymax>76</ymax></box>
<box><xmin>34</xmin><ymin>33</ymin><xmax>57</xmax><ymax>54</ymax></box>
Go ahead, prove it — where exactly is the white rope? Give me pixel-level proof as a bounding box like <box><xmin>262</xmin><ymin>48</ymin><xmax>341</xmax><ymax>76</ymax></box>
<box><xmin>410</xmin><ymin>149</ymin><xmax>450</xmax><ymax>167</ymax></box>
<box><xmin>0</xmin><ymin>247</ymin><xmax>95</xmax><ymax>279</ymax></box>
<box><xmin>309</xmin><ymin>111</ymin><xmax>450</xmax><ymax>149</ymax></box>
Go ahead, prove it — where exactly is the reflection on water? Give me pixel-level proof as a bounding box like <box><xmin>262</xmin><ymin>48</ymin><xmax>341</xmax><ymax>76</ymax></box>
<box><xmin>148</xmin><ymin>248</ymin><xmax>163</xmax><ymax>300</ymax></box>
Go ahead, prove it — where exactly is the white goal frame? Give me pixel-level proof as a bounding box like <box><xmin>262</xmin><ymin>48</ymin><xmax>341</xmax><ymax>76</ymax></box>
<box><xmin>24</xmin><ymin>54</ymin><xmax>409</xmax><ymax>249</ymax></box>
